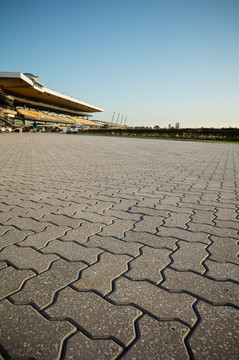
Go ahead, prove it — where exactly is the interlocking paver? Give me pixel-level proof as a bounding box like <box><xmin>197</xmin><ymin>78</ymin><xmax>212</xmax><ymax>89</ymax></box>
<box><xmin>39</xmin><ymin>213</ymin><xmax>82</xmax><ymax>228</ymax></box>
<box><xmin>163</xmin><ymin>212</ymin><xmax>192</xmax><ymax>229</ymax></box>
<box><xmin>133</xmin><ymin>215</ymin><xmax>164</xmax><ymax>233</ymax></box>
<box><xmin>0</xmin><ymin>228</ymin><xmax>33</xmax><ymax>250</ymax></box>
<box><xmin>45</xmin><ymin>287</ymin><xmax>141</xmax><ymax>346</ymax></box>
<box><xmin>3</xmin><ymin>216</ymin><xmax>46</xmax><ymax>232</ymax></box>
<box><xmin>73</xmin><ymin>252</ymin><xmax>132</xmax><ymax>295</ymax></box>
<box><xmin>163</xmin><ymin>268</ymin><xmax>238</xmax><ymax>306</ymax></box>
<box><xmin>11</xmin><ymin>259</ymin><xmax>87</xmax><ymax>309</ymax></box>
<box><xmin>85</xmin><ymin>235</ymin><xmax>142</xmax><ymax>256</ymax></box>
<box><xmin>0</xmin><ymin>266</ymin><xmax>35</xmax><ymax>300</ymax></box>
<box><xmin>64</xmin><ymin>331</ymin><xmax>122</xmax><ymax>359</ymax></box>
<box><xmin>190</xmin><ymin>210</ymin><xmax>216</xmax><ymax>225</ymax></box>
<box><xmin>189</xmin><ymin>302</ymin><xmax>239</xmax><ymax>360</ymax></box>
<box><xmin>123</xmin><ymin>230</ymin><xmax>178</xmax><ymax>250</ymax></box>
<box><xmin>207</xmin><ymin>236</ymin><xmax>239</xmax><ymax>263</ymax></box>
<box><xmin>0</xmin><ymin>299</ymin><xmax>75</xmax><ymax>360</ymax></box>
<box><xmin>187</xmin><ymin>222</ymin><xmax>239</xmax><ymax>239</ymax></box>
<box><xmin>0</xmin><ymin>245</ymin><xmax>58</xmax><ymax>273</ymax></box>
<box><xmin>171</xmin><ymin>241</ymin><xmax>208</xmax><ymax>273</ymax></box>
<box><xmin>59</xmin><ymin>222</ymin><xmax>105</xmax><ymax>244</ymax></box>
<box><xmin>122</xmin><ymin>315</ymin><xmax>189</xmax><ymax>359</ymax></box>
<box><xmin>126</xmin><ymin>246</ymin><xmax>171</xmax><ymax>284</ymax></box>
<box><xmin>99</xmin><ymin>219</ymin><xmax>135</xmax><ymax>238</ymax></box>
<box><xmin>41</xmin><ymin>239</ymin><xmax>102</xmax><ymax>263</ymax></box>
<box><xmin>156</xmin><ymin>226</ymin><xmax>211</xmax><ymax>244</ymax></box>
<box><xmin>205</xmin><ymin>260</ymin><xmax>239</xmax><ymax>282</ymax></box>
<box><xmin>18</xmin><ymin>224</ymin><xmax>70</xmax><ymax>249</ymax></box>
<box><xmin>109</xmin><ymin>277</ymin><xmax>197</xmax><ymax>326</ymax></box>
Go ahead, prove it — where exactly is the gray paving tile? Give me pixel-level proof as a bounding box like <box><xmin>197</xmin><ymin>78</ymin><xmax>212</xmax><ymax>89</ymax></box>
<box><xmin>0</xmin><ymin>266</ymin><xmax>35</xmax><ymax>300</ymax></box>
<box><xmin>45</xmin><ymin>287</ymin><xmax>141</xmax><ymax>346</ymax></box>
<box><xmin>109</xmin><ymin>277</ymin><xmax>197</xmax><ymax>326</ymax></box>
<box><xmin>126</xmin><ymin>246</ymin><xmax>171</xmax><ymax>284</ymax></box>
<box><xmin>208</xmin><ymin>236</ymin><xmax>239</xmax><ymax>264</ymax></box>
<box><xmin>163</xmin><ymin>268</ymin><xmax>238</xmax><ymax>306</ymax></box>
<box><xmin>11</xmin><ymin>259</ymin><xmax>87</xmax><ymax>309</ymax></box>
<box><xmin>99</xmin><ymin>219</ymin><xmax>135</xmax><ymax>238</ymax></box>
<box><xmin>171</xmin><ymin>241</ymin><xmax>208</xmax><ymax>273</ymax></box>
<box><xmin>133</xmin><ymin>215</ymin><xmax>164</xmax><ymax>233</ymax></box>
<box><xmin>59</xmin><ymin>222</ymin><xmax>105</xmax><ymax>244</ymax></box>
<box><xmin>73</xmin><ymin>252</ymin><xmax>132</xmax><ymax>295</ymax></box>
<box><xmin>187</xmin><ymin>222</ymin><xmax>239</xmax><ymax>239</ymax></box>
<box><xmin>122</xmin><ymin>315</ymin><xmax>189</xmax><ymax>359</ymax></box>
<box><xmin>189</xmin><ymin>302</ymin><xmax>239</xmax><ymax>360</ymax></box>
<box><xmin>41</xmin><ymin>239</ymin><xmax>102</xmax><ymax>263</ymax></box>
<box><xmin>0</xmin><ymin>228</ymin><xmax>33</xmax><ymax>250</ymax></box>
<box><xmin>0</xmin><ymin>245</ymin><xmax>59</xmax><ymax>273</ymax></box>
<box><xmin>123</xmin><ymin>230</ymin><xmax>178</xmax><ymax>250</ymax></box>
<box><xmin>64</xmin><ymin>331</ymin><xmax>122</xmax><ymax>359</ymax></box>
<box><xmin>0</xmin><ymin>299</ymin><xmax>75</xmax><ymax>360</ymax></box>
<box><xmin>19</xmin><ymin>225</ymin><xmax>71</xmax><ymax>249</ymax></box>
<box><xmin>163</xmin><ymin>212</ymin><xmax>192</xmax><ymax>229</ymax></box>
<box><xmin>85</xmin><ymin>235</ymin><xmax>142</xmax><ymax>256</ymax></box>
<box><xmin>156</xmin><ymin>226</ymin><xmax>211</xmax><ymax>244</ymax></box>
<box><xmin>3</xmin><ymin>216</ymin><xmax>46</xmax><ymax>232</ymax></box>
<box><xmin>205</xmin><ymin>260</ymin><xmax>239</xmax><ymax>282</ymax></box>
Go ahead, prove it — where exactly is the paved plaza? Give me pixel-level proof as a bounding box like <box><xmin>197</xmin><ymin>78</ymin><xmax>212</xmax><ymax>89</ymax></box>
<box><xmin>0</xmin><ymin>133</ymin><xmax>238</xmax><ymax>359</ymax></box>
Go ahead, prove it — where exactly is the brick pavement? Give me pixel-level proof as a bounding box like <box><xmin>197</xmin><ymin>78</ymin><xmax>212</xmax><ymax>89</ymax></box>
<box><xmin>0</xmin><ymin>133</ymin><xmax>238</xmax><ymax>359</ymax></box>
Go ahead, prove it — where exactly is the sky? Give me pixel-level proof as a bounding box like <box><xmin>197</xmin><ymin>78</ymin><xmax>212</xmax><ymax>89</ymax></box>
<box><xmin>1</xmin><ymin>0</ymin><xmax>239</xmax><ymax>128</ymax></box>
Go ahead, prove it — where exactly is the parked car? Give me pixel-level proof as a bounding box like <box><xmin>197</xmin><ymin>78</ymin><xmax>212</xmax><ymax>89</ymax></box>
<box><xmin>0</xmin><ymin>126</ymin><xmax>6</xmax><ymax>132</ymax></box>
<box><xmin>5</xmin><ymin>126</ymin><xmax>12</xmax><ymax>132</ymax></box>
<box><xmin>67</xmin><ymin>126</ymin><xmax>78</xmax><ymax>134</ymax></box>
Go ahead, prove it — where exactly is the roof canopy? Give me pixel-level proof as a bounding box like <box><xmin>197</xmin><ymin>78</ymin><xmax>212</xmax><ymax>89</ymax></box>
<box><xmin>0</xmin><ymin>72</ymin><xmax>104</xmax><ymax>114</ymax></box>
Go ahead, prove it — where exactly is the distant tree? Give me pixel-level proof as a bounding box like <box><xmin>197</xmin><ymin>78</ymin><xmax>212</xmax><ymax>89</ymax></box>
<box><xmin>154</xmin><ymin>125</ymin><xmax>160</xmax><ymax>129</ymax></box>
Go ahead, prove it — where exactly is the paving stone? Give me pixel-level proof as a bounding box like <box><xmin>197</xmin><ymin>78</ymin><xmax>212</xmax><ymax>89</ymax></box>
<box><xmin>215</xmin><ymin>207</ymin><xmax>238</xmax><ymax>221</ymax></box>
<box><xmin>0</xmin><ymin>266</ymin><xmax>35</xmax><ymax>300</ymax></box>
<box><xmin>99</xmin><ymin>219</ymin><xmax>135</xmax><ymax>238</ymax></box>
<box><xmin>41</xmin><ymin>239</ymin><xmax>102</xmax><ymax>263</ymax></box>
<box><xmin>163</xmin><ymin>212</ymin><xmax>192</xmax><ymax>229</ymax></box>
<box><xmin>205</xmin><ymin>260</ymin><xmax>239</xmax><ymax>282</ymax></box>
<box><xmin>190</xmin><ymin>210</ymin><xmax>216</xmax><ymax>225</ymax></box>
<box><xmin>123</xmin><ymin>230</ymin><xmax>178</xmax><ymax>250</ymax></box>
<box><xmin>72</xmin><ymin>211</ymin><xmax>115</xmax><ymax>225</ymax></box>
<box><xmin>0</xmin><ymin>207</ymin><xmax>28</xmax><ymax>223</ymax></box>
<box><xmin>19</xmin><ymin>225</ymin><xmax>70</xmax><ymax>249</ymax></box>
<box><xmin>208</xmin><ymin>236</ymin><xmax>239</xmax><ymax>263</ymax></box>
<box><xmin>109</xmin><ymin>277</ymin><xmax>197</xmax><ymax>326</ymax></box>
<box><xmin>45</xmin><ymin>287</ymin><xmax>141</xmax><ymax>346</ymax></box>
<box><xmin>171</xmin><ymin>241</ymin><xmax>208</xmax><ymax>273</ymax></box>
<box><xmin>213</xmin><ymin>219</ymin><xmax>239</xmax><ymax>230</ymax></box>
<box><xmin>123</xmin><ymin>315</ymin><xmax>189</xmax><ymax>359</ymax></box>
<box><xmin>0</xmin><ymin>299</ymin><xmax>75</xmax><ymax>360</ymax></box>
<box><xmin>39</xmin><ymin>213</ymin><xmax>83</xmax><ymax>228</ymax></box>
<box><xmin>11</xmin><ymin>259</ymin><xmax>87</xmax><ymax>309</ymax></box>
<box><xmin>3</xmin><ymin>216</ymin><xmax>46</xmax><ymax>232</ymax></box>
<box><xmin>103</xmin><ymin>209</ymin><xmax>142</xmax><ymax>221</ymax></box>
<box><xmin>85</xmin><ymin>235</ymin><xmax>142</xmax><ymax>257</ymax></box>
<box><xmin>0</xmin><ymin>228</ymin><xmax>33</xmax><ymax>250</ymax></box>
<box><xmin>111</xmin><ymin>199</ymin><xmax>139</xmax><ymax>211</ymax></box>
<box><xmin>73</xmin><ymin>252</ymin><xmax>132</xmax><ymax>295</ymax></box>
<box><xmin>84</xmin><ymin>201</ymin><xmax>115</xmax><ymax>214</ymax></box>
<box><xmin>189</xmin><ymin>302</ymin><xmax>239</xmax><ymax>360</ymax></box>
<box><xmin>157</xmin><ymin>195</ymin><xmax>182</xmax><ymax>206</ymax></box>
<box><xmin>129</xmin><ymin>205</ymin><xmax>169</xmax><ymax>218</ymax></box>
<box><xmin>126</xmin><ymin>246</ymin><xmax>171</xmax><ymax>284</ymax></box>
<box><xmin>133</xmin><ymin>215</ymin><xmax>164</xmax><ymax>233</ymax></box>
<box><xmin>64</xmin><ymin>331</ymin><xmax>122</xmax><ymax>360</ymax></box>
<box><xmin>163</xmin><ymin>268</ymin><xmax>238</xmax><ymax>306</ymax></box>
<box><xmin>187</xmin><ymin>222</ymin><xmax>239</xmax><ymax>239</ymax></box>
<box><xmin>59</xmin><ymin>222</ymin><xmax>105</xmax><ymax>244</ymax></box>
<box><xmin>53</xmin><ymin>202</ymin><xmax>89</xmax><ymax>216</ymax></box>
<box><xmin>22</xmin><ymin>205</ymin><xmax>60</xmax><ymax>219</ymax></box>
<box><xmin>0</xmin><ymin>245</ymin><xmax>58</xmax><ymax>273</ymax></box>
<box><xmin>156</xmin><ymin>226</ymin><xmax>211</xmax><ymax>244</ymax></box>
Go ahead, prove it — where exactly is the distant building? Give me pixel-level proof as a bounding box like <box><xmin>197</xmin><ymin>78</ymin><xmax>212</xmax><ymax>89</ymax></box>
<box><xmin>175</xmin><ymin>122</ymin><xmax>180</xmax><ymax>129</ymax></box>
<box><xmin>168</xmin><ymin>124</ymin><xmax>171</xmax><ymax>129</ymax></box>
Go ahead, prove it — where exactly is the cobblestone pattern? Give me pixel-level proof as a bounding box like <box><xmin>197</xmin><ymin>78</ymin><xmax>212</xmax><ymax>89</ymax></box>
<box><xmin>0</xmin><ymin>134</ymin><xmax>238</xmax><ymax>359</ymax></box>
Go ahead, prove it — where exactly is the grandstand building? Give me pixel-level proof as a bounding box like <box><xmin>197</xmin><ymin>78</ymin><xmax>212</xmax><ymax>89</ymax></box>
<box><xmin>0</xmin><ymin>72</ymin><xmax>104</xmax><ymax>131</ymax></box>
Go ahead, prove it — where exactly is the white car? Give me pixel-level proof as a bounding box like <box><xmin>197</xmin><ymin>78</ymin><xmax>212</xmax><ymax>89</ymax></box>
<box><xmin>0</xmin><ymin>126</ymin><xmax>6</xmax><ymax>132</ymax></box>
<box><xmin>67</xmin><ymin>126</ymin><xmax>78</xmax><ymax>134</ymax></box>
<box><xmin>5</xmin><ymin>126</ymin><xmax>12</xmax><ymax>132</ymax></box>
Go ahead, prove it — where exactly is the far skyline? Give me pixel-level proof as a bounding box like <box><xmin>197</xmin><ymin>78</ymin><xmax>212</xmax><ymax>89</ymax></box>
<box><xmin>1</xmin><ymin>0</ymin><xmax>238</xmax><ymax>128</ymax></box>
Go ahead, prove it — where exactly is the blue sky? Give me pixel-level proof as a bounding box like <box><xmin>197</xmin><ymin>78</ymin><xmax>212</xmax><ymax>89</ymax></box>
<box><xmin>1</xmin><ymin>0</ymin><xmax>239</xmax><ymax>128</ymax></box>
